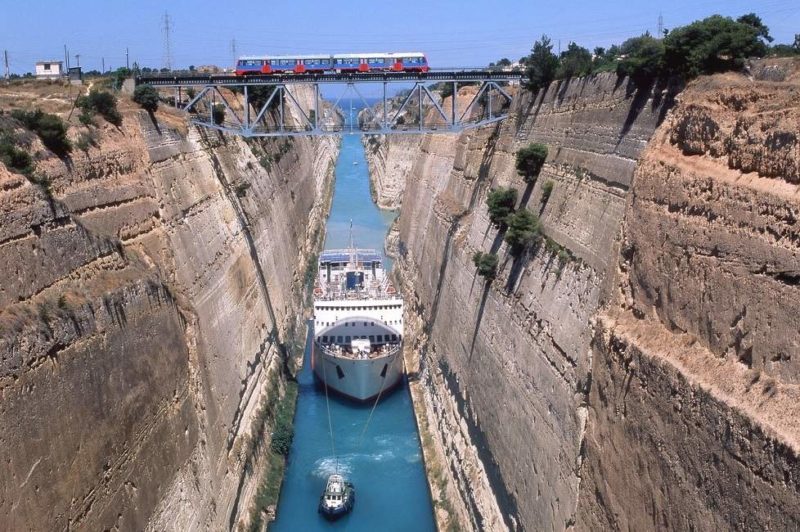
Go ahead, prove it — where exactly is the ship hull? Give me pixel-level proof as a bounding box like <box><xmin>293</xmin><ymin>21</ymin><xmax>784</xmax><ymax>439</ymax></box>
<box><xmin>312</xmin><ymin>341</ymin><xmax>403</xmax><ymax>402</ymax></box>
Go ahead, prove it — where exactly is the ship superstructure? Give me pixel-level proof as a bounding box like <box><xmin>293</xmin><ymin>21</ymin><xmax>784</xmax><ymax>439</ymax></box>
<box><xmin>311</xmin><ymin>246</ymin><xmax>404</xmax><ymax>402</ymax></box>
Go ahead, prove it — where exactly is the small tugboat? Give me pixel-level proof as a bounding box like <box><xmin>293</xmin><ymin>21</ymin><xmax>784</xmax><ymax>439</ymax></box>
<box><xmin>318</xmin><ymin>474</ymin><xmax>355</xmax><ymax>519</ymax></box>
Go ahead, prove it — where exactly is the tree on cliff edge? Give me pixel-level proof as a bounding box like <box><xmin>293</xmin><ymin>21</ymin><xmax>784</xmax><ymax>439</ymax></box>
<box><xmin>133</xmin><ymin>85</ymin><xmax>159</xmax><ymax>113</ymax></box>
<box><xmin>523</xmin><ymin>35</ymin><xmax>559</xmax><ymax>94</ymax></box>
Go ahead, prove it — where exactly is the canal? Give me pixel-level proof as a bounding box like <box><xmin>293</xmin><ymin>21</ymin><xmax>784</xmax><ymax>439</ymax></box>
<box><xmin>271</xmin><ymin>103</ymin><xmax>436</xmax><ymax>531</ymax></box>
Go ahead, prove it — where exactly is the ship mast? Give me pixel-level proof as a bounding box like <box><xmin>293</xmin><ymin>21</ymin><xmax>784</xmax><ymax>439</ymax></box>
<box><xmin>349</xmin><ymin>219</ymin><xmax>355</xmax><ymax>268</ymax></box>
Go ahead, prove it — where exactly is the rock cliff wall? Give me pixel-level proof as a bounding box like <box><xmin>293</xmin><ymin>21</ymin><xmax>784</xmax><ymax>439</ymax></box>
<box><xmin>386</xmin><ymin>74</ymin><xmax>678</xmax><ymax>530</ymax></box>
<box><xmin>0</xmin><ymin>87</ymin><xmax>337</xmax><ymax>530</ymax></box>
<box><xmin>577</xmin><ymin>61</ymin><xmax>800</xmax><ymax>530</ymax></box>
<box><xmin>382</xmin><ymin>59</ymin><xmax>800</xmax><ymax>531</ymax></box>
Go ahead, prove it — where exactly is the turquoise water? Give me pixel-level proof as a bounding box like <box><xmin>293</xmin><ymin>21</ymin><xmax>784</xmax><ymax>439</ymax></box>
<box><xmin>271</xmin><ymin>107</ymin><xmax>435</xmax><ymax>531</ymax></box>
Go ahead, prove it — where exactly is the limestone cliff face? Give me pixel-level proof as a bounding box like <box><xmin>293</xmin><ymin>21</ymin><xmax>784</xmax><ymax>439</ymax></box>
<box><xmin>386</xmin><ymin>74</ymin><xmax>678</xmax><ymax>530</ymax></box>
<box><xmin>363</xmin><ymin>134</ymin><xmax>420</xmax><ymax>209</ymax></box>
<box><xmin>577</xmin><ymin>61</ymin><xmax>800</xmax><ymax>530</ymax></box>
<box><xmin>0</xmin><ymin>88</ymin><xmax>337</xmax><ymax>530</ymax></box>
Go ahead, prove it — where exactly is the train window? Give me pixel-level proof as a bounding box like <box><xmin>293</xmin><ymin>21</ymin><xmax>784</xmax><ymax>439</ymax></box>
<box><xmin>369</xmin><ymin>335</ymin><xmax>375</xmax><ymax>342</ymax></box>
<box><xmin>363</xmin><ymin>322</ymin><xmax>368</xmax><ymax>327</ymax></box>
<box><xmin>322</xmin><ymin>335</ymin><xmax>328</xmax><ymax>343</ymax></box>
<box><xmin>391</xmin><ymin>334</ymin><xmax>398</xmax><ymax>341</ymax></box>
<box><xmin>337</xmin><ymin>336</ymin><xmax>343</xmax><ymax>343</ymax></box>
<box><xmin>345</xmin><ymin>336</ymin><xmax>351</xmax><ymax>342</ymax></box>
<box><xmin>368</xmin><ymin>58</ymin><xmax>383</xmax><ymax>65</ymax></box>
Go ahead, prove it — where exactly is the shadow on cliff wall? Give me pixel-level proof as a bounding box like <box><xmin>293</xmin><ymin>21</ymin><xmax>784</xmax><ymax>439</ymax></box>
<box><xmin>619</xmin><ymin>77</ymin><xmax>682</xmax><ymax>141</ymax></box>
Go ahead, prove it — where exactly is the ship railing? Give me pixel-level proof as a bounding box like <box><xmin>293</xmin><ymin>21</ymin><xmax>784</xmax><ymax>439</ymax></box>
<box><xmin>318</xmin><ymin>342</ymin><xmax>401</xmax><ymax>360</ymax></box>
<box><xmin>314</xmin><ymin>290</ymin><xmax>402</xmax><ymax>302</ymax></box>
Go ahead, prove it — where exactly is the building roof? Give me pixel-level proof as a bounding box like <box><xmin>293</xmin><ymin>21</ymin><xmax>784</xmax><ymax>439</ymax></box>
<box><xmin>36</xmin><ymin>60</ymin><xmax>63</xmax><ymax>65</ymax></box>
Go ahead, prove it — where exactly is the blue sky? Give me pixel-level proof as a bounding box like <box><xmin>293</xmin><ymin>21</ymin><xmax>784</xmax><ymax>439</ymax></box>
<box><xmin>1</xmin><ymin>0</ymin><xmax>797</xmax><ymax>74</ymax></box>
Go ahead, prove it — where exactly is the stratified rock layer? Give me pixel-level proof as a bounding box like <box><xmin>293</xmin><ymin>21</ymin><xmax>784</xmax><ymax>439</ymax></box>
<box><xmin>578</xmin><ymin>66</ymin><xmax>800</xmax><ymax>530</ymax></box>
<box><xmin>0</xmin><ymin>89</ymin><xmax>337</xmax><ymax>530</ymax></box>
<box><xmin>389</xmin><ymin>73</ymin><xmax>678</xmax><ymax>530</ymax></box>
<box><xmin>385</xmin><ymin>60</ymin><xmax>800</xmax><ymax>531</ymax></box>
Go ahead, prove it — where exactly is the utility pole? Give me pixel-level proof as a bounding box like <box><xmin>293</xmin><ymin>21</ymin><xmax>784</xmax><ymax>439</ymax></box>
<box><xmin>4</xmin><ymin>50</ymin><xmax>9</xmax><ymax>79</ymax></box>
<box><xmin>230</xmin><ymin>38</ymin><xmax>237</xmax><ymax>65</ymax></box>
<box><xmin>64</xmin><ymin>45</ymin><xmax>70</xmax><ymax>69</ymax></box>
<box><xmin>75</xmin><ymin>54</ymin><xmax>80</xmax><ymax>68</ymax></box>
<box><xmin>658</xmin><ymin>13</ymin><xmax>664</xmax><ymax>36</ymax></box>
<box><xmin>162</xmin><ymin>12</ymin><xmax>173</xmax><ymax>70</ymax></box>
<box><xmin>102</xmin><ymin>57</ymin><xmax>105</xmax><ymax>73</ymax></box>
<box><xmin>126</xmin><ymin>47</ymin><xmax>129</xmax><ymax>70</ymax></box>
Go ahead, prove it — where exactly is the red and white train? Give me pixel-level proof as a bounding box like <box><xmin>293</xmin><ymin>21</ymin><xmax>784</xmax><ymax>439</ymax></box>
<box><xmin>235</xmin><ymin>52</ymin><xmax>429</xmax><ymax>76</ymax></box>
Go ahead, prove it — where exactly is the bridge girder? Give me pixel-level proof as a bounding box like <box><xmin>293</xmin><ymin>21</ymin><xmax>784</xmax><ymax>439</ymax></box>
<box><xmin>138</xmin><ymin>72</ymin><xmax>520</xmax><ymax>137</ymax></box>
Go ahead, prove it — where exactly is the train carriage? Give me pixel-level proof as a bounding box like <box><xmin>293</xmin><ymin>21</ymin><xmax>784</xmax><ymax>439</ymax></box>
<box><xmin>235</xmin><ymin>52</ymin><xmax>428</xmax><ymax>76</ymax></box>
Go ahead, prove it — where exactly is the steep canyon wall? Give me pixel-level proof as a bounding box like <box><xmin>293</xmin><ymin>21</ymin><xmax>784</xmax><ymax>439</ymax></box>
<box><xmin>369</xmin><ymin>73</ymin><xmax>679</xmax><ymax>530</ymax></box>
<box><xmin>578</xmin><ymin>62</ymin><xmax>800</xmax><ymax>530</ymax></box>
<box><xmin>0</xmin><ymin>87</ymin><xmax>337</xmax><ymax>530</ymax></box>
<box><xmin>371</xmin><ymin>60</ymin><xmax>800</xmax><ymax>531</ymax></box>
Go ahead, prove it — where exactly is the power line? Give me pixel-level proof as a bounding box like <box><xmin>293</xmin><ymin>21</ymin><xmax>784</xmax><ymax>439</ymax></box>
<box><xmin>162</xmin><ymin>11</ymin><xmax>173</xmax><ymax>70</ymax></box>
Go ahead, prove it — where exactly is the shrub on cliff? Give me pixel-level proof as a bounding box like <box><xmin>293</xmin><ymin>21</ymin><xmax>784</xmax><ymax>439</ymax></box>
<box><xmin>663</xmin><ymin>15</ymin><xmax>768</xmax><ymax>78</ymax></box>
<box><xmin>540</xmin><ymin>180</ymin><xmax>554</xmax><ymax>204</ymax></box>
<box><xmin>212</xmin><ymin>103</ymin><xmax>226</xmax><ymax>125</ymax></box>
<box><xmin>0</xmin><ymin>131</ymin><xmax>33</xmax><ymax>176</ymax></box>
<box><xmin>132</xmin><ymin>84</ymin><xmax>159</xmax><ymax>113</ymax></box>
<box><xmin>616</xmin><ymin>33</ymin><xmax>665</xmax><ymax>86</ymax></box>
<box><xmin>505</xmin><ymin>208</ymin><xmax>541</xmax><ymax>255</ymax></box>
<box><xmin>486</xmin><ymin>187</ymin><xmax>517</xmax><ymax>227</ymax></box>
<box><xmin>76</xmin><ymin>90</ymin><xmax>122</xmax><ymax>126</ymax></box>
<box><xmin>472</xmin><ymin>252</ymin><xmax>499</xmax><ymax>279</ymax></box>
<box><xmin>515</xmin><ymin>143</ymin><xmax>548</xmax><ymax>182</ymax></box>
<box><xmin>11</xmin><ymin>109</ymin><xmax>71</xmax><ymax>157</ymax></box>
<box><xmin>557</xmin><ymin>42</ymin><xmax>593</xmax><ymax>79</ymax></box>
<box><xmin>523</xmin><ymin>35</ymin><xmax>559</xmax><ymax>93</ymax></box>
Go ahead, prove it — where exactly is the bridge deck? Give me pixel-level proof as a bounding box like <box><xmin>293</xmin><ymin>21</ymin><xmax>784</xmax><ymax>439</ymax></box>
<box><xmin>136</xmin><ymin>70</ymin><xmax>523</xmax><ymax>86</ymax></box>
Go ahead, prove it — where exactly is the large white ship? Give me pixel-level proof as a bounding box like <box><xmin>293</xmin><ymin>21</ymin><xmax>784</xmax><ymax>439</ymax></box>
<box><xmin>311</xmin><ymin>244</ymin><xmax>404</xmax><ymax>402</ymax></box>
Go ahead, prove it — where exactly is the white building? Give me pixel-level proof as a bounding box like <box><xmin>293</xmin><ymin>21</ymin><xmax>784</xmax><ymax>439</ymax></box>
<box><xmin>35</xmin><ymin>61</ymin><xmax>63</xmax><ymax>79</ymax></box>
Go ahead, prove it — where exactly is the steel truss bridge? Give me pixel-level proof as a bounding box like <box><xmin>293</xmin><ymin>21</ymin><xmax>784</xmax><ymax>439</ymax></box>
<box><xmin>135</xmin><ymin>71</ymin><xmax>522</xmax><ymax>137</ymax></box>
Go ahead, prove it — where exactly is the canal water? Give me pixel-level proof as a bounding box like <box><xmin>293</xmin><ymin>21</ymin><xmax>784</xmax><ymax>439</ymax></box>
<box><xmin>271</xmin><ymin>102</ymin><xmax>435</xmax><ymax>531</ymax></box>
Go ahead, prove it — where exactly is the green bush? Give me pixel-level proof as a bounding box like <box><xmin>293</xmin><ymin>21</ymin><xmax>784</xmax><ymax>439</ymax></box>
<box><xmin>663</xmin><ymin>15</ymin><xmax>768</xmax><ymax>78</ymax></box>
<box><xmin>515</xmin><ymin>143</ymin><xmax>548</xmax><ymax>182</ymax></box>
<box><xmin>486</xmin><ymin>187</ymin><xmax>517</xmax><ymax>227</ymax></box>
<box><xmin>270</xmin><ymin>383</ymin><xmax>297</xmax><ymax>456</ymax></box>
<box><xmin>0</xmin><ymin>131</ymin><xmax>33</xmax><ymax>175</ymax></box>
<box><xmin>132</xmin><ymin>84</ymin><xmax>159</xmax><ymax>113</ymax></box>
<box><xmin>78</xmin><ymin>109</ymin><xmax>94</xmax><ymax>126</ymax></box>
<box><xmin>523</xmin><ymin>35</ymin><xmax>559</xmax><ymax>92</ymax></box>
<box><xmin>212</xmin><ymin>103</ymin><xmax>225</xmax><ymax>125</ymax></box>
<box><xmin>557</xmin><ymin>42</ymin><xmax>593</xmax><ymax>79</ymax></box>
<box><xmin>505</xmin><ymin>208</ymin><xmax>541</xmax><ymax>255</ymax></box>
<box><xmin>11</xmin><ymin>109</ymin><xmax>71</xmax><ymax>157</ymax></box>
<box><xmin>77</xmin><ymin>90</ymin><xmax>122</xmax><ymax>126</ymax></box>
<box><xmin>616</xmin><ymin>34</ymin><xmax>666</xmax><ymax>86</ymax></box>
<box><xmin>540</xmin><ymin>180</ymin><xmax>554</xmax><ymax>204</ymax></box>
<box><xmin>472</xmin><ymin>252</ymin><xmax>499</xmax><ymax>279</ymax></box>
